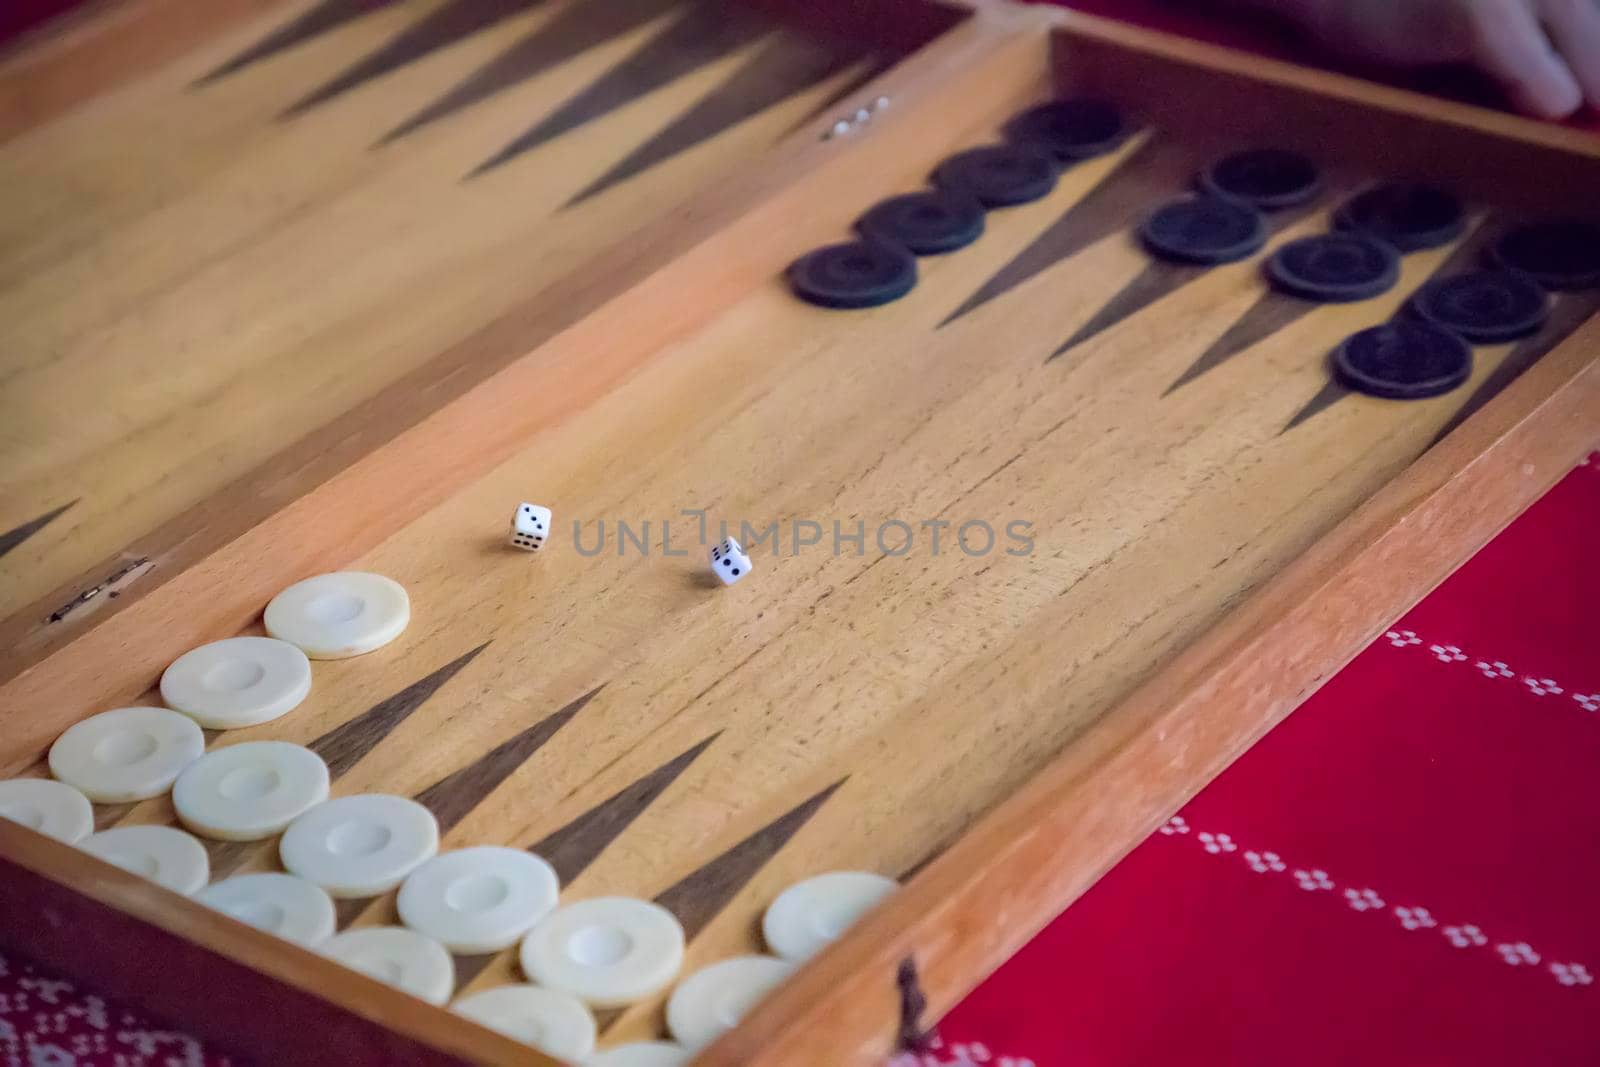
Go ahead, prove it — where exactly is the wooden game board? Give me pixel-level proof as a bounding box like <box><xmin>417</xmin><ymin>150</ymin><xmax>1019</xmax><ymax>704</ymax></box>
<box><xmin>2</xmin><ymin>1</ymin><xmax>1598</xmax><ymax>1064</ymax></box>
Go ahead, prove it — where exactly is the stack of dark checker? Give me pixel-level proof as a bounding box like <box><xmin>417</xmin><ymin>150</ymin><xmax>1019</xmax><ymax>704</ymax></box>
<box><xmin>1143</xmin><ymin>146</ymin><xmax>1600</xmax><ymax>400</ymax></box>
<box><xmin>787</xmin><ymin>98</ymin><xmax>1600</xmax><ymax>406</ymax></box>
<box><xmin>787</xmin><ymin>99</ymin><xmax>1130</xmax><ymax>308</ymax></box>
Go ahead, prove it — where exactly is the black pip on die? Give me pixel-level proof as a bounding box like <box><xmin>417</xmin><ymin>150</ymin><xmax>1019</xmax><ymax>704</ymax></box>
<box><xmin>710</xmin><ymin>537</ymin><xmax>752</xmax><ymax>585</ymax></box>
<box><xmin>510</xmin><ymin>503</ymin><xmax>552</xmax><ymax>552</ymax></box>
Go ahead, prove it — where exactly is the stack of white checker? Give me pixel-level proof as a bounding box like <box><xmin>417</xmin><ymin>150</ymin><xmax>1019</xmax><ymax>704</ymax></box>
<box><xmin>1</xmin><ymin>553</ymin><xmax>901</xmax><ymax>1062</ymax></box>
<box><xmin>0</xmin><ymin>571</ymin><xmax>410</xmax><ymax>938</ymax></box>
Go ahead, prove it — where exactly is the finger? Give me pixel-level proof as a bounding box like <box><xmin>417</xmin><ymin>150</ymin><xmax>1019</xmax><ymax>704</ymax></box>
<box><xmin>1539</xmin><ymin>0</ymin><xmax>1600</xmax><ymax>108</ymax></box>
<box><xmin>1467</xmin><ymin>0</ymin><xmax>1584</xmax><ymax>117</ymax></box>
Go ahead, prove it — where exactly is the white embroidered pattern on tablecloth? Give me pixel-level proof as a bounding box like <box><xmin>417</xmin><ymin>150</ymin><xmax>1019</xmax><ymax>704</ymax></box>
<box><xmin>0</xmin><ymin>953</ymin><xmax>232</xmax><ymax>1067</ymax></box>
<box><xmin>1157</xmin><ymin>817</ymin><xmax>1591</xmax><ymax>990</ymax></box>
<box><xmin>1381</xmin><ymin>629</ymin><xmax>1597</xmax><ymax>717</ymax></box>
<box><xmin>888</xmin><ymin>1037</ymin><xmax>1037</xmax><ymax>1067</ymax></box>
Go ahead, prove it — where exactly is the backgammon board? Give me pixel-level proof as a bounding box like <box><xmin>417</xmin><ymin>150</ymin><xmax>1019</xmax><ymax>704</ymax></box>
<box><xmin>2</xmin><ymin>1</ymin><xmax>1598</xmax><ymax>1064</ymax></box>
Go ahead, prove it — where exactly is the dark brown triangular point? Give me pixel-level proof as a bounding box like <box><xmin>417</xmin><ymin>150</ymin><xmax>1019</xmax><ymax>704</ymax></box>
<box><xmin>1280</xmin><ymin>378</ymin><xmax>1349</xmax><ymax>434</ymax></box>
<box><xmin>467</xmin><ymin>0</ymin><xmax>767</xmax><ymax>179</ymax></box>
<box><xmin>453</xmin><ymin>952</ymin><xmax>497</xmax><ymax>992</ymax></box>
<box><xmin>939</xmin><ymin>136</ymin><xmax>1196</xmax><ymax>329</ymax></box>
<box><xmin>93</xmin><ymin>802</ymin><xmax>134</xmax><ymax>833</ymax></box>
<box><xmin>654</xmin><ymin>777</ymin><xmax>846</xmax><ymax>940</ymax></box>
<box><xmin>1163</xmin><ymin>290</ymin><xmax>1306</xmax><ymax>393</ymax></box>
<box><xmin>284</xmin><ymin>0</ymin><xmax>538</xmax><ymax>118</ymax></box>
<box><xmin>1170</xmin><ymin>211</ymin><xmax>1495</xmax><ymax>397</ymax></box>
<box><xmin>0</xmin><ymin>500</ymin><xmax>76</xmax><ymax>560</ymax></box>
<box><xmin>380</xmin><ymin>0</ymin><xmax>681</xmax><ymax>145</ymax></box>
<box><xmin>1057</xmin><ymin>185</ymin><xmax>1339</xmax><ymax>364</ymax></box>
<box><xmin>565</xmin><ymin>29</ymin><xmax>860</xmax><ymax>207</ymax></box>
<box><xmin>1428</xmin><ymin>292</ymin><xmax>1600</xmax><ymax>449</ymax></box>
<box><xmin>1155</xmin><ymin>191</ymin><xmax>1372</xmax><ymax>391</ymax></box>
<box><xmin>1372</xmin><ymin>217</ymin><xmax>1496</xmax><ymax>334</ymax></box>
<box><xmin>528</xmin><ymin>732</ymin><xmax>719</xmax><ymax>885</ymax></box>
<box><xmin>335</xmin><ymin>897</ymin><xmax>370</xmax><ymax>928</ymax></box>
<box><xmin>897</xmin><ymin>845</ymin><xmax>942</xmax><ymax>884</ymax></box>
<box><xmin>414</xmin><ymin>685</ymin><xmax>601</xmax><ymax>835</ymax></box>
<box><xmin>204</xmin><ymin>838</ymin><xmax>261</xmax><ymax>882</ymax></box>
<box><xmin>196</xmin><ymin>0</ymin><xmax>387</xmax><ymax>87</ymax></box>
<box><xmin>1048</xmin><ymin>261</ymin><xmax>1203</xmax><ymax>363</ymax></box>
<box><xmin>307</xmin><ymin>642</ymin><xmax>489</xmax><ymax>779</ymax></box>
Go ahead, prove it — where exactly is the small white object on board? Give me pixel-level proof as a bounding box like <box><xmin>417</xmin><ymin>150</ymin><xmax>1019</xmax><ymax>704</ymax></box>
<box><xmin>587</xmin><ymin>1042</ymin><xmax>692</xmax><ymax>1067</ymax></box>
<box><xmin>451</xmin><ymin>984</ymin><xmax>596</xmax><ymax>1061</ymax></box>
<box><xmin>197</xmin><ymin>873</ymin><xmax>337</xmax><ymax>946</ymax></box>
<box><xmin>666</xmin><ymin>955</ymin><xmax>796</xmax><ymax>1051</ymax></box>
<box><xmin>48</xmin><ymin>706</ymin><xmax>204</xmax><ymax>803</ymax></box>
<box><xmin>172</xmin><ymin>741</ymin><xmax>330</xmax><ymax>841</ymax></box>
<box><xmin>509</xmin><ymin>503</ymin><xmax>552</xmax><ymax>552</ymax></box>
<box><xmin>280</xmin><ymin>794</ymin><xmax>439</xmax><ymax>898</ymax></box>
<box><xmin>160</xmin><ymin>636</ymin><xmax>312</xmax><ymax>729</ymax></box>
<box><xmin>397</xmin><ymin>846</ymin><xmax>559</xmax><ymax>954</ymax></box>
<box><xmin>78</xmin><ymin>825</ymin><xmax>210</xmax><ymax>896</ymax></box>
<box><xmin>321</xmin><ymin>926</ymin><xmax>455</xmax><ymax>1005</ymax></box>
<box><xmin>0</xmin><ymin>778</ymin><xmax>93</xmax><ymax>843</ymax></box>
<box><xmin>265</xmin><ymin>572</ymin><xmax>410</xmax><ymax>659</ymax></box>
<box><xmin>709</xmin><ymin>537</ymin><xmax>752</xmax><ymax>585</ymax></box>
<box><xmin>762</xmin><ymin>870</ymin><xmax>898</xmax><ymax>961</ymax></box>
<box><xmin>518</xmin><ymin>896</ymin><xmax>685</xmax><ymax>1007</ymax></box>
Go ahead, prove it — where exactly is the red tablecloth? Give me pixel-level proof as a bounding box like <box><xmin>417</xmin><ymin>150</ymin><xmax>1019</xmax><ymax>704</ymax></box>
<box><xmin>0</xmin><ymin>951</ymin><xmax>236</xmax><ymax>1067</ymax></box>
<box><xmin>0</xmin><ymin>0</ymin><xmax>78</xmax><ymax>48</ymax></box>
<box><xmin>910</xmin><ymin>451</ymin><xmax>1600</xmax><ymax>1067</ymax></box>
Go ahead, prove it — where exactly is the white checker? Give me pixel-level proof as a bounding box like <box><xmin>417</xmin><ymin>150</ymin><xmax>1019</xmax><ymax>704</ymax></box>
<box><xmin>762</xmin><ymin>871</ymin><xmax>898</xmax><ymax>961</ymax></box>
<box><xmin>666</xmin><ymin>955</ymin><xmax>796</xmax><ymax>1052</ymax></box>
<box><xmin>519</xmin><ymin>897</ymin><xmax>684</xmax><ymax>1007</ymax></box>
<box><xmin>452</xmin><ymin>984</ymin><xmax>595</xmax><ymax>1062</ymax></box>
<box><xmin>49</xmin><ymin>706</ymin><xmax>205</xmax><ymax>803</ymax></box>
<box><xmin>0</xmin><ymin>778</ymin><xmax>93</xmax><ymax>843</ymax></box>
<box><xmin>160</xmin><ymin>636</ymin><xmax>312</xmax><ymax>729</ymax></box>
<box><xmin>281</xmin><ymin>794</ymin><xmax>439</xmax><ymax>899</ymax></box>
<box><xmin>172</xmin><ymin>741</ymin><xmax>329</xmax><ymax>841</ymax></box>
<box><xmin>397</xmin><ymin>846</ymin><xmax>558</xmax><ymax>954</ymax></box>
<box><xmin>265</xmin><ymin>572</ymin><xmax>410</xmax><ymax>660</ymax></box>
<box><xmin>197</xmin><ymin>873</ymin><xmax>336</xmax><ymax>946</ymax></box>
<box><xmin>322</xmin><ymin>926</ymin><xmax>454</xmax><ymax>1005</ymax></box>
<box><xmin>587</xmin><ymin>1042</ymin><xmax>692</xmax><ymax>1067</ymax></box>
<box><xmin>79</xmin><ymin>825</ymin><xmax>209</xmax><ymax>896</ymax></box>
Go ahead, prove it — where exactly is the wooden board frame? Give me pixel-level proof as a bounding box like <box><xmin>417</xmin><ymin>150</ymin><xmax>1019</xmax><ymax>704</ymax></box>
<box><xmin>0</xmin><ymin>0</ymin><xmax>296</xmax><ymax>142</ymax></box>
<box><xmin>2</xmin><ymin>3</ymin><xmax>1598</xmax><ymax>1065</ymax></box>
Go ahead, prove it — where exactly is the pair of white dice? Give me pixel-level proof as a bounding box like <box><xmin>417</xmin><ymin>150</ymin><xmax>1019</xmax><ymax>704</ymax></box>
<box><xmin>511</xmin><ymin>505</ymin><xmax>752</xmax><ymax>585</ymax></box>
<box><xmin>509</xmin><ymin>503</ymin><xmax>551</xmax><ymax>551</ymax></box>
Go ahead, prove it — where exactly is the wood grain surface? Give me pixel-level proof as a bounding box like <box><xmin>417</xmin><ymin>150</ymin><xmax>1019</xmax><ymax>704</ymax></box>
<box><xmin>3</xmin><ymin>3</ymin><xmax>1598</xmax><ymax>1065</ymax></box>
<box><xmin>0</xmin><ymin>0</ymin><xmax>948</xmax><ymax>621</ymax></box>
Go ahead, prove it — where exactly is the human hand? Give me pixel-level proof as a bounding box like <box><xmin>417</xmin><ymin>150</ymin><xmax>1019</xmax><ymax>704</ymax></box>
<box><xmin>1256</xmin><ymin>0</ymin><xmax>1600</xmax><ymax>118</ymax></box>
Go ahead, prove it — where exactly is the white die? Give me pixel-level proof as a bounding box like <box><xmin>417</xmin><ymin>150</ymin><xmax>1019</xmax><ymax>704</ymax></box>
<box><xmin>510</xmin><ymin>503</ymin><xmax>552</xmax><ymax>552</ymax></box>
<box><xmin>710</xmin><ymin>537</ymin><xmax>752</xmax><ymax>585</ymax></box>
